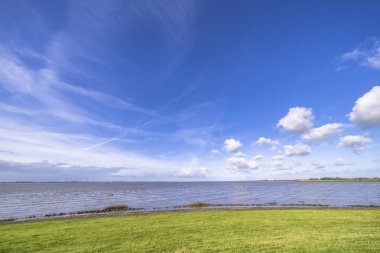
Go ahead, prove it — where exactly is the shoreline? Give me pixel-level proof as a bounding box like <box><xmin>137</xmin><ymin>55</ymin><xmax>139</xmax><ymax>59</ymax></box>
<box><xmin>2</xmin><ymin>205</ymin><xmax>380</xmax><ymax>225</ymax></box>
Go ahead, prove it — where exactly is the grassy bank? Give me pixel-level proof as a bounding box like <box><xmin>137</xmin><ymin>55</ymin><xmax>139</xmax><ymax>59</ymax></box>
<box><xmin>1</xmin><ymin>209</ymin><xmax>380</xmax><ymax>252</ymax></box>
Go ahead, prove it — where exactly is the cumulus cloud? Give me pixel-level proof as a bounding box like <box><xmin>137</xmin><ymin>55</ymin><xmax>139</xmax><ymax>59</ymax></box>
<box><xmin>339</xmin><ymin>135</ymin><xmax>372</xmax><ymax>153</ymax></box>
<box><xmin>348</xmin><ymin>86</ymin><xmax>380</xmax><ymax>128</ymax></box>
<box><xmin>272</xmin><ymin>155</ymin><xmax>285</xmax><ymax>160</ymax></box>
<box><xmin>302</xmin><ymin>123</ymin><xmax>344</xmax><ymax>141</ymax></box>
<box><xmin>210</xmin><ymin>149</ymin><xmax>221</xmax><ymax>157</ymax></box>
<box><xmin>273</xmin><ymin>159</ymin><xmax>300</xmax><ymax>171</ymax></box>
<box><xmin>253</xmin><ymin>154</ymin><xmax>264</xmax><ymax>161</ymax></box>
<box><xmin>311</xmin><ymin>158</ymin><xmax>354</xmax><ymax>169</ymax></box>
<box><xmin>277</xmin><ymin>107</ymin><xmax>314</xmax><ymax>133</ymax></box>
<box><xmin>177</xmin><ymin>167</ymin><xmax>208</xmax><ymax>178</ymax></box>
<box><xmin>339</xmin><ymin>38</ymin><xmax>380</xmax><ymax>70</ymax></box>
<box><xmin>224</xmin><ymin>138</ymin><xmax>242</xmax><ymax>152</ymax></box>
<box><xmin>255</xmin><ymin>137</ymin><xmax>279</xmax><ymax>146</ymax></box>
<box><xmin>226</xmin><ymin>152</ymin><xmax>259</xmax><ymax>173</ymax></box>
<box><xmin>284</xmin><ymin>143</ymin><xmax>312</xmax><ymax>156</ymax></box>
<box><xmin>332</xmin><ymin>158</ymin><xmax>355</xmax><ymax>167</ymax></box>
<box><xmin>311</xmin><ymin>161</ymin><xmax>326</xmax><ymax>169</ymax></box>
<box><xmin>269</xmin><ymin>155</ymin><xmax>300</xmax><ymax>171</ymax></box>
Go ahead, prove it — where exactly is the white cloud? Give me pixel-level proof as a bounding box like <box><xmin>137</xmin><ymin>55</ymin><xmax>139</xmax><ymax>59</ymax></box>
<box><xmin>253</xmin><ymin>154</ymin><xmax>264</xmax><ymax>161</ymax></box>
<box><xmin>302</xmin><ymin>123</ymin><xmax>344</xmax><ymax>141</ymax></box>
<box><xmin>255</xmin><ymin>137</ymin><xmax>280</xmax><ymax>146</ymax></box>
<box><xmin>0</xmin><ymin>46</ymin><xmax>162</xmax><ymax>130</ymax></box>
<box><xmin>311</xmin><ymin>158</ymin><xmax>354</xmax><ymax>169</ymax></box>
<box><xmin>0</xmin><ymin>51</ymin><xmax>91</xmax><ymax>124</ymax></box>
<box><xmin>340</xmin><ymin>38</ymin><xmax>380</xmax><ymax>70</ymax></box>
<box><xmin>273</xmin><ymin>159</ymin><xmax>300</xmax><ymax>171</ymax></box>
<box><xmin>175</xmin><ymin>127</ymin><xmax>216</xmax><ymax>147</ymax></box>
<box><xmin>332</xmin><ymin>158</ymin><xmax>355</xmax><ymax>167</ymax></box>
<box><xmin>0</xmin><ymin>160</ymin><xmax>135</xmax><ymax>181</ymax></box>
<box><xmin>226</xmin><ymin>152</ymin><xmax>260</xmax><ymax>172</ymax></box>
<box><xmin>0</xmin><ymin>119</ymin><xmax>181</xmax><ymax>176</ymax></box>
<box><xmin>224</xmin><ymin>138</ymin><xmax>242</xmax><ymax>152</ymax></box>
<box><xmin>272</xmin><ymin>155</ymin><xmax>285</xmax><ymax>160</ymax></box>
<box><xmin>0</xmin><ymin>50</ymin><xmax>35</xmax><ymax>94</ymax></box>
<box><xmin>277</xmin><ymin>107</ymin><xmax>314</xmax><ymax>133</ymax></box>
<box><xmin>210</xmin><ymin>149</ymin><xmax>221</xmax><ymax>156</ymax></box>
<box><xmin>348</xmin><ymin>86</ymin><xmax>380</xmax><ymax>128</ymax></box>
<box><xmin>339</xmin><ymin>135</ymin><xmax>372</xmax><ymax>153</ymax></box>
<box><xmin>177</xmin><ymin>167</ymin><xmax>208</xmax><ymax>178</ymax></box>
<box><xmin>265</xmin><ymin>154</ymin><xmax>302</xmax><ymax>171</ymax></box>
<box><xmin>311</xmin><ymin>161</ymin><xmax>326</xmax><ymax>169</ymax></box>
<box><xmin>284</xmin><ymin>143</ymin><xmax>311</xmax><ymax>156</ymax></box>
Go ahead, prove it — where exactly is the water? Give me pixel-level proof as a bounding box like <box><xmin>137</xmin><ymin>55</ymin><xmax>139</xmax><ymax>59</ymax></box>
<box><xmin>1</xmin><ymin>181</ymin><xmax>380</xmax><ymax>219</ymax></box>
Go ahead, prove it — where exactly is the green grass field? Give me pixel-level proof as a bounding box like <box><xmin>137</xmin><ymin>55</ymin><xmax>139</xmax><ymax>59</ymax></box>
<box><xmin>1</xmin><ymin>209</ymin><xmax>380</xmax><ymax>252</ymax></box>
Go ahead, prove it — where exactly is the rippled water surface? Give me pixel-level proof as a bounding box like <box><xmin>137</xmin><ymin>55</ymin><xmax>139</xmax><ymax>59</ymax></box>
<box><xmin>1</xmin><ymin>181</ymin><xmax>380</xmax><ymax>219</ymax></box>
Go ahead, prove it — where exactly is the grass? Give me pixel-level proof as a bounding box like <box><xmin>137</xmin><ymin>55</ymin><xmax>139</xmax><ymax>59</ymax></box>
<box><xmin>1</xmin><ymin>209</ymin><xmax>380</xmax><ymax>252</ymax></box>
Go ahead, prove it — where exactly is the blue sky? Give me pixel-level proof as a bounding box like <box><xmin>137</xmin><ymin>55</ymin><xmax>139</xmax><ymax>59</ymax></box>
<box><xmin>0</xmin><ymin>0</ymin><xmax>379</xmax><ymax>181</ymax></box>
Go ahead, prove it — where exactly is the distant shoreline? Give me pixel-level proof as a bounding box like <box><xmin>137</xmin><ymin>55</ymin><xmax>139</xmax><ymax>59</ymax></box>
<box><xmin>293</xmin><ymin>177</ymin><xmax>380</xmax><ymax>182</ymax></box>
<box><xmin>295</xmin><ymin>179</ymin><xmax>380</xmax><ymax>182</ymax></box>
<box><xmin>1</xmin><ymin>178</ymin><xmax>380</xmax><ymax>183</ymax></box>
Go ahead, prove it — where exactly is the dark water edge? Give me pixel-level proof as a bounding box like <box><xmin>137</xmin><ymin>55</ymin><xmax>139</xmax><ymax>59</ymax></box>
<box><xmin>4</xmin><ymin>206</ymin><xmax>380</xmax><ymax>223</ymax></box>
<box><xmin>1</xmin><ymin>181</ymin><xmax>380</xmax><ymax>220</ymax></box>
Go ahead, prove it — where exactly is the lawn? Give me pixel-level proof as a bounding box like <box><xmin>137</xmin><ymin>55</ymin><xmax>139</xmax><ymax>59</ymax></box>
<box><xmin>1</xmin><ymin>209</ymin><xmax>380</xmax><ymax>252</ymax></box>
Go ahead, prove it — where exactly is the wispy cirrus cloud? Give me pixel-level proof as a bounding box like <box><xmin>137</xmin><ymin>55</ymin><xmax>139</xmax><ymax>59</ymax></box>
<box><xmin>0</xmin><ymin>116</ymin><xmax>192</xmax><ymax>182</ymax></box>
<box><xmin>0</xmin><ymin>119</ymin><xmax>163</xmax><ymax>168</ymax></box>
<box><xmin>339</xmin><ymin>38</ymin><xmax>380</xmax><ymax>70</ymax></box>
<box><xmin>0</xmin><ymin>45</ymin><xmax>164</xmax><ymax>124</ymax></box>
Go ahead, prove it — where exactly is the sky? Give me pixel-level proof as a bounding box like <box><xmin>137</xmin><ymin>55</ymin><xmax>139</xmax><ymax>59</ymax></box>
<box><xmin>0</xmin><ymin>0</ymin><xmax>379</xmax><ymax>181</ymax></box>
